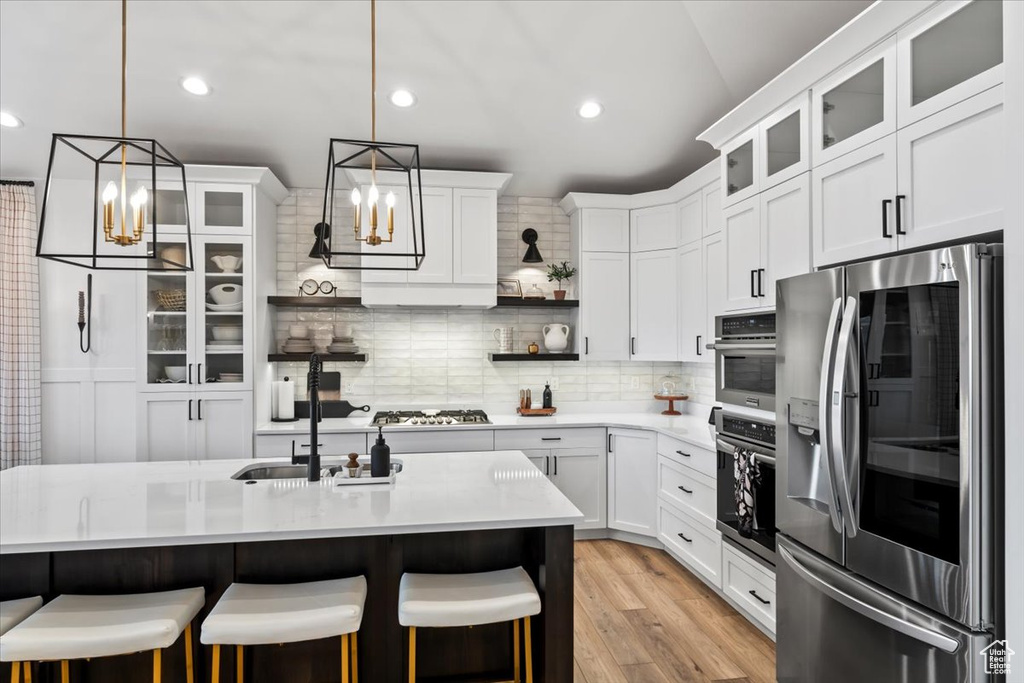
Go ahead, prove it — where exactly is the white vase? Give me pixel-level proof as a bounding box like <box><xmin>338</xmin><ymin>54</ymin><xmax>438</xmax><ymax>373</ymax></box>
<box><xmin>542</xmin><ymin>324</ymin><xmax>570</xmax><ymax>353</ymax></box>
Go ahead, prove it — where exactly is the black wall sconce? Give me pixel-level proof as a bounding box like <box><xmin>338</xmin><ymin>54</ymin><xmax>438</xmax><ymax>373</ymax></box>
<box><xmin>522</xmin><ymin>228</ymin><xmax>543</xmax><ymax>263</ymax></box>
<box><xmin>78</xmin><ymin>274</ymin><xmax>92</xmax><ymax>353</ymax></box>
<box><xmin>309</xmin><ymin>222</ymin><xmax>331</xmax><ymax>259</ymax></box>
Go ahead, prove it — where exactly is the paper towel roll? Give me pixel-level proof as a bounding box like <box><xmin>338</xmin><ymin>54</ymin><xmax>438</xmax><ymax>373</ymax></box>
<box><xmin>277</xmin><ymin>380</ymin><xmax>295</xmax><ymax>420</ymax></box>
<box><xmin>271</xmin><ymin>380</ymin><xmax>281</xmax><ymax>419</ymax></box>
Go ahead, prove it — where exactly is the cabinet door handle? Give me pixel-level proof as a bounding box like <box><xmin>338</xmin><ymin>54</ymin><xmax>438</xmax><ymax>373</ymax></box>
<box><xmin>197</xmin><ymin>399</ymin><xmax>202</xmax><ymax>420</ymax></box>
<box><xmin>553</xmin><ymin>455</ymin><xmax>558</xmax><ymax>476</ymax></box>
<box><xmin>197</xmin><ymin>363</ymin><xmax>203</xmax><ymax>384</ymax></box>
<box><xmin>696</xmin><ymin>335</ymin><xmax>702</xmax><ymax>356</ymax></box>
<box><xmin>895</xmin><ymin>194</ymin><xmax>906</xmax><ymax>235</ymax></box>
<box><xmin>188</xmin><ymin>363</ymin><xmax>193</xmax><ymax>385</ymax></box>
<box><xmin>677</xmin><ymin>485</ymin><xmax>693</xmax><ymax>494</ymax></box>
<box><xmin>541</xmin><ymin>437</ymin><xmax>562</xmax><ymax>442</ymax></box>
<box><xmin>299</xmin><ymin>443</ymin><xmax>324</xmax><ymax>449</ymax></box>
<box><xmin>188</xmin><ymin>399</ymin><xmax>192</xmax><ymax>420</ymax></box>
<box><xmin>750</xmin><ymin>269</ymin><xmax>757</xmax><ymax>298</ymax></box>
<box><xmin>882</xmin><ymin>199</ymin><xmax>893</xmax><ymax>238</ymax></box>
<box><xmin>676</xmin><ymin>450</ymin><xmax>691</xmax><ymax>458</ymax></box>
<box><xmin>585</xmin><ymin>336</ymin><xmax>589</xmax><ymax>355</ymax></box>
<box><xmin>608</xmin><ymin>433</ymin><xmax>613</xmax><ymax>453</ymax></box>
<box><xmin>545</xmin><ymin>456</ymin><xmax>550</xmax><ymax>476</ymax></box>
<box><xmin>749</xmin><ymin>589</ymin><xmax>771</xmax><ymax>605</ymax></box>
<box><xmin>631</xmin><ymin>337</ymin><xmax>636</xmax><ymax>355</ymax></box>
<box><xmin>758</xmin><ymin>268</ymin><xmax>765</xmax><ymax>297</ymax></box>
<box><xmin>677</xmin><ymin>532</ymin><xmax>693</xmax><ymax>543</ymax></box>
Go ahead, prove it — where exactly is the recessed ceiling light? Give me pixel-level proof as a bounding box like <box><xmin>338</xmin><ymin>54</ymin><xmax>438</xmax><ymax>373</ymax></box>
<box><xmin>0</xmin><ymin>111</ymin><xmax>23</xmax><ymax>128</ymax></box>
<box><xmin>577</xmin><ymin>101</ymin><xmax>603</xmax><ymax>119</ymax></box>
<box><xmin>389</xmin><ymin>89</ymin><xmax>417</xmax><ymax>108</ymax></box>
<box><xmin>181</xmin><ymin>76</ymin><xmax>210</xmax><ymax>96</ymax></box>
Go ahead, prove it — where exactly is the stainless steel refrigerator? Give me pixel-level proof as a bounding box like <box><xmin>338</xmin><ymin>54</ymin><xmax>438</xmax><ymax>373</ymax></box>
<box><xmin>775</xmin><ymin>243</ymin><xmax>1003</xmax><ymax>683</ymax></box>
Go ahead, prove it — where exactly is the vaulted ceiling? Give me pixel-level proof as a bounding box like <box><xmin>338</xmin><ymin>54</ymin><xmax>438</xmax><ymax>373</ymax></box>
<box><xmin>0</xmin><ymin>0</ymin><xmax>870</xmax><ymax>196</ymax></box>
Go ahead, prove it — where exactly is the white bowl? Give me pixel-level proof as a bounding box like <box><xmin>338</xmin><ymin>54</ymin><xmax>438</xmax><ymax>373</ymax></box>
<box><xmin>164</xmin><ymin>366</ymin><xmax>187</xmax><ymax>382</ymax></box>
<box><xmin>206</xmin><ymin>301</ymin><xmax>243</xmax><ymax>312</ymax></box>
<box><xmin>209</xmin><ymin>283</ymin><xmax>243</xmax><ymax>306</ymax></box>
<box><xmin>289</xmin><ymin>324</ymin><xmax>310</xmax><ymax>339</ymax></box>
<box><xmin>211</xmin><ymin>326</ymin><xmax>242</xmax><ymax>341</ymax></box>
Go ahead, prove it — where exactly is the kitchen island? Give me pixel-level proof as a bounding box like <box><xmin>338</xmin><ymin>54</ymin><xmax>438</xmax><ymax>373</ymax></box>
<box><xmin>0</xmin><ymin>451</ymin><xmax>581</xmax><ymax>682</ymax></box>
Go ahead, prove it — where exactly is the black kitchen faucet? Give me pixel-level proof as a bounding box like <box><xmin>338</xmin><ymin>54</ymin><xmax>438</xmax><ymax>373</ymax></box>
<box><xmin>291</xmin><ymin>353</ymin><xmax>322</xmax><ymax>481</ymax></box>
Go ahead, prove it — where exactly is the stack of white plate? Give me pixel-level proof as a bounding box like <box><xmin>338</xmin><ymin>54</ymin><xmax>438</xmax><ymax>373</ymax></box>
<box><xmin>327</xmin><ymin>335</ymin><xmax>359</xmax><ymax>354</ymax></box>
<box><xmin>207</xmin><ymin>301</ymin><xmax>243</xmax><ymax>312</ymax></box>
<box><xmin>219</xmin><ymin>372</ymin><xmax>243</xmax><ymax>383</ymax></box>
<box><xmin>281</xmin><ymin>337</ymin><xmax>315</xmax><ymax>354</ymax></box>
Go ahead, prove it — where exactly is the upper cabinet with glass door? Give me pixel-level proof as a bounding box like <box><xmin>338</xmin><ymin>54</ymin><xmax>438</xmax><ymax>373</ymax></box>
<box><xmin>759</xmin><ymin>94</ymin><xmax>810</xmax><ymax>191</ymax></box>
<box><xmin>812</xmin><ymin>36</ymin><xmax>897</xmax><ymax>166</ymax></box>
<box><xmin>897</xmin><ymin>0</ymin><xmax>1003</xmax><ymax>127</ymax></box>
<box><xmin>197</xmin><ymin>236</ymin><xmax>252</xmax><ymax>390</ymax></box>
<box><xmin>721</xmin><ymin>130</ymin><xmax>759</xmax><ymax>207</ymax></box>
<box><xmin>141</xmin><ymin>236</ymin><xmax>195</xmax><ymax>389</ymax></box>
<box><xmin>196</xmin><ymin>183</ymin><xmax>253</xmax><ymax>235</ymax></box>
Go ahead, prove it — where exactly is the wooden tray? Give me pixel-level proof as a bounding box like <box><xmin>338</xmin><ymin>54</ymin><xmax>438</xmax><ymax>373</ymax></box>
<box><xmin>517</xmin><ymin>407</ymin><xmax>557</xmax><ymax>417</ymax></box>
<box><xmin>333</xmin><ymin>463</ymin><xmax>398</xmax><ymax>486</ymax></box>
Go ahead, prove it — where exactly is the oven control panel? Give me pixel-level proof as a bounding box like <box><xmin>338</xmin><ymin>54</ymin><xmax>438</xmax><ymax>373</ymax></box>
<box><xmin>721</xmin><ymin>416</ymin><xmax>776</xmax><ymax>446</ymax></box>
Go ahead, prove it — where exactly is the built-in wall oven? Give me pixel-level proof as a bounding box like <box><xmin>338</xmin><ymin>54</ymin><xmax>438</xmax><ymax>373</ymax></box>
<box><xmin>712</xmin><ymin>313</ymin><xmax>777</xmax><ymax>412</ymax></box>
<box><xmin>716</xmin><ymin>410</ymin><xmax>777</xmax><ymax>566</ymax></box>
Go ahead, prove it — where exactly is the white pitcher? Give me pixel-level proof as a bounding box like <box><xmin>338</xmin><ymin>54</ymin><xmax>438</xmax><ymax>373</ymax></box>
<box><xmin>492</xmin><ymin>327</ymin><xmax>514</xmax><ymax>353</ymax></box>
<box><xmin>542</xmin><ymin>324</ymin><xmax>570</xmax><ymax>353</ymax></box>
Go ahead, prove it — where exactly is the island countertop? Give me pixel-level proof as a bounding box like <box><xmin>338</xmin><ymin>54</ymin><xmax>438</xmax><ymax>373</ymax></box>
<box><xmin>0</xmin><ymin>451</ymin><xmax>582</xmax><ymax>555</ymax></box>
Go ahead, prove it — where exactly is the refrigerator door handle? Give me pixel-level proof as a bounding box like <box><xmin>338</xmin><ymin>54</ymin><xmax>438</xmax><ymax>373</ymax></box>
<box><xmin>819</xmin><ymin>297</ymin><xmax>845</xmax><ymax>534</ymax></box>
<box><xmin>779</xmin><ymin>545</ymin><xmax>960</xmax><ymax>654</ymax></box>
<box><xmin>831</xmin><ymin>296</ymin><xmax>859</xmax><ymax>538</ymax></box>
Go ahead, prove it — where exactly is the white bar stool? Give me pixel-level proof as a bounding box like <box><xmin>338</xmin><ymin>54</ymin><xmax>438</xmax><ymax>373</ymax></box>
<box><xmin>398</xmin><ymin>566</ymin><xmax>541</xmax><ymax>683</ymax></box>
<box><xmin>200</xmin><ymin>576</ymin><xmax>367</xmax><ymax>683</ymax></box>
<box><xmin>0</xmin><ymin>587</ymin><xmax>203</xmax><ymax>683</ymax></box>
<box><xmin>1</xmin><ymin>597</ymin><xmax>43</xmax><ymax>683</ymax></box>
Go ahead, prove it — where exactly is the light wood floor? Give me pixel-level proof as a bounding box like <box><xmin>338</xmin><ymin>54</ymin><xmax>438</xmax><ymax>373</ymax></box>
<box><xmin>573</xmin><ymin>539</ymin><xmax>776</xmax><ymax>683</ymax></box>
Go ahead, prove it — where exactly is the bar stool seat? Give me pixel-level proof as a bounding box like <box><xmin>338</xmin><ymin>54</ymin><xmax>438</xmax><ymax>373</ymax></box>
<box><xmin>0</xmin><ymin>597</ymin><xmax>43</xmax><ymax>637</ymax></box>
<box><xmin>201</xmin><ymin>576</ymin><xmax>367</xmax><ymax>646</ymax></box>
<box><xmin>0</xmin><ymin>588</ymin><xmax>203</xmax><ymax>662</ymax></box>
<box><xmin>399</xmin><ymin>567</ymin><xmax>540</xmax><ymax>628</ymax></box>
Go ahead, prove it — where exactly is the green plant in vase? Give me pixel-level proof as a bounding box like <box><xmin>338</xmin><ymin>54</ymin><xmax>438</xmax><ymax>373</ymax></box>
<box><xmin>546</xmin><ymin>261</ymin><xmax>577</xmax><ymax>301</ymax></box>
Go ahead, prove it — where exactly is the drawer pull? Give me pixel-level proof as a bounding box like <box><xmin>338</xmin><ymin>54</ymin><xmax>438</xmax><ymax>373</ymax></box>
<box><xmin>540</xmin><ymin>437</ymin><xmax>562</xmax><ymax>442</ymax></box>
<box><xmin>677</xmin><ymin>485</ymin><xmax>693</xmax><ymax>494</ymax></box>
<box><xmin>748</xmin><ymin>590</ymin><xmax>771</xmax><ymax>605</ymax></box>
<box><xmin>677</xmin><ymin>532</ymin><xmax>693</xmax><ymax>543</ymax></box>
<box><xmin>299</xmin><ymin>443</ymin><xmax>324</xmax><ymax>449</ymax></box>
<box><xmin>676</xmin><ymin>450</ymin><xmax>691</xmax><ymax>458</ymax></box>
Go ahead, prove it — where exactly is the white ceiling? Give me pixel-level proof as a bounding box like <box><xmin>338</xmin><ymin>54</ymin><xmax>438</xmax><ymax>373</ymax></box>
<box><xmin>0</xmin><ymin>0</ymin><xmax>870</xmax><ymax>196</ymax></box>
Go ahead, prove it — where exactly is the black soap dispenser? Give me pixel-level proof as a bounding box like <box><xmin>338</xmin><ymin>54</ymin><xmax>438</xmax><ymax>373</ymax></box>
<box><xmin>543</xmin><ymin>382</ymin><xmax>553</xmax><ymax>409</ymax></box>
<box><xmin>371</xmin><ymin>426</ymin><xmax>391</xmax><ymax>478</ymax></box>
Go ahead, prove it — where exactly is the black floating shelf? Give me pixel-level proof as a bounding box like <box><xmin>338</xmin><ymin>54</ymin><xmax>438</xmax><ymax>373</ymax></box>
<box><xmin>488</xmin><ymin>353</ymin><xmax>579</xmax><ymax>362</ymax></box>
<box><xmin>268</xmin><ymin>353</ymin><xmax>367</xmax><ymax>362</ymax></box>
<box><xmin>495</xmin><ymin>298</ymin><xmax>579</xmax><ymax>308</ymax></box>
<box><xmin>267</xmin><ymin>296</ymin><xmax>363</xmax><ymax>307</ymax></box>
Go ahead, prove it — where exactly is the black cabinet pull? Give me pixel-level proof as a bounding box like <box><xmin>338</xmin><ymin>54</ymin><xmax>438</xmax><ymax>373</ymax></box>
<box><xmin>677</xmin><ymin>485</ymin><xmax>693</xmax><ymax>494</ymax></box>
<box><xmin>757</xmin><ymin>268</ymin><xmax>765</xmax><ymax>297</ymax></box>
<box><xmin>545</xmin><ymin>456</ymin><xmax>550</xmax><ymax>476</ymax></box>
<box><xmin>299</xmin><ymin>443</ymin><xmax>324</xmax><ymax>449</ymax></box>
<box><xmin>882</xmin><ymin>199</ymin><xmax>893</xmax><ymax>238</ymax></box>
<box><xmin>895</xmin><ymin>194</ymin><xmax>906</xmax><ymax>235</ymax></box>
<box><xmin>696</xmin><ymin>335</ymin><xmax>702</xmax><ymax>356</ymax></box>
<box><xmin>188</xmin><ymin>399</ymin><xmax>192</xmax><ymax>420</ymax></box>
<box><xmin>749</xmin><ymin>589</ymin><xmax>771</xmax><ymax>605</ymax></box>
<box><xmin>676</xmin><ymin>450</ymin><xmax>691</xmax><ymax>458</ymax></box>
<box><xmin>197</xmin><ymin>399</ymin><xmax>202</xmax><ymax>420</ymax></box>
<box><xmin>677</xmin><ymin>532</ymin><xmax>693</xmax><ymax>543</ymax></box>
<box><xmin>197</xmin><ymin>363</ymin><xmax>203</xmax><ymax>384</ymax></box>
<box><xmin>553</xmin><ymin>456</ymin><xmax>558</xmax><ymax>476</ymax></box>
<box><xmin>541</xmin><ymin>437</ymin><xmax>562</xmax><ymax>442</ymax></box>
<box><xmin>631</xmin><ymin>337</ymin><xmax>636</xmax><ymax>355</ymax></box>
<box><xmin>750</xmin><ymin>269</ymin><xmax>757</xmax><ymax>298</ymax></box>
<box><xmin>188</xmin><ymin>363</ymin><xmax>193</xmax><ymax>385</ymax></box>
<box><xmin>585</xmin><ymin>336</ymin><xmax>589</xmax><ymax>355</ymax></box>
<box><xmin>608</xmin><ymin>433</ymin><xmax>613</xmax><ymax>453</ymax></box>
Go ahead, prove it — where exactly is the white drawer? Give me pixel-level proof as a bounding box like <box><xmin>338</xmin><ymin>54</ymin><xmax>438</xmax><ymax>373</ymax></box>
<box><xmin>255</xmin><ymin>433</ymin><xmax>368</xmax><ymax>458</ymax></box>
<box><xmin>657</xmin><ymin>434</ymin><xmax>716</xmax><ymax>479</ymax></box>
<box><xmin>381</xmin><ymin>429</ymin><xmax>494</xmax><ymax>454</ymax></box>
<box><xmin>657</xmin><ymin>456</ymin><xmax>716</xmax><ymax>528</ymax></box>
<box><xmin>658</xmin><ymin>502</ymin><xmax>721</xmax><ymax>588</ymax></box>
<box><xmin>722</xmin><ymin>542</ymin><xmax>776</xmax><ymax>634</ymax></box>
<box><xmin>494</xmin><ymin>427</ymin><xmax>605</xmax><ymax>451</ymax></box>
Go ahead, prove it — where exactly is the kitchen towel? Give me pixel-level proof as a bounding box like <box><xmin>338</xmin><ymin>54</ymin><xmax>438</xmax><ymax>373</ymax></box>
<box><xmin>733</xmin><ymin>446</ymin><xmax>761</xmax><ymax>538</ymax></box>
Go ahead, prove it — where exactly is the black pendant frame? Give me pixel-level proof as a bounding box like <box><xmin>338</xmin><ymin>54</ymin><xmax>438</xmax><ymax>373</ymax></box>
<box><xmin>319</xmin><ymin>138</ymin><xmax>425</xmax><ymax>271</ymax></box>
<box><xmin>36</xmin><ymin>133</ymin><xmax>194</xmax><ymax>272</ymax></box>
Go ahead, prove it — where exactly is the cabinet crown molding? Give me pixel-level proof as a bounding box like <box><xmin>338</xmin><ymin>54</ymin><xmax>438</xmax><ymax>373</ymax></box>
<box><xmin>344</xmin><ymin>168</ymin><xmax>512</xmax><ymax>195</ymax></box>
<box><xmin>184</xmin><ymin>164</ymin><xmax>288</xmax><ymax>204</ymax></box>
<box><xmin>560</xmin><ymin>157</ymin><xmax>718</xmax><ymax>214</ymax></box>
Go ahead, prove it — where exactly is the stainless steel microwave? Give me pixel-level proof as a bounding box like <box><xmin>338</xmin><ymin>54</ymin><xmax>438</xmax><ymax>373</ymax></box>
<box><xmin>711</xmin><ymin>312</ymin><xmax>776</xmax><ymax>412</ymax></box>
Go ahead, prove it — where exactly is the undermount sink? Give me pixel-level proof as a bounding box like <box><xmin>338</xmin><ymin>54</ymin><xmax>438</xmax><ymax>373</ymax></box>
<box><xmin>231</xmin><ymin>461</ymin><xmax>404</xmax><ymax>481</ymax></box>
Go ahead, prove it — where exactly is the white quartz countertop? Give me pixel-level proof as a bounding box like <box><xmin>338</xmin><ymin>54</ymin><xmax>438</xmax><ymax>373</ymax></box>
<box><xmin>0</xmin><ymin>451</ymin><xmax>582</xmax><ymax>555</ymax></box>
<box><xmin>257</xmin><ymin>411</ymin><xmax>716</xmax><ymax>452</ymax></box>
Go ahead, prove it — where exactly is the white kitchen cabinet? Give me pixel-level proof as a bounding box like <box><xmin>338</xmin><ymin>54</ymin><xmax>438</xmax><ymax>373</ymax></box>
<box><xmin>722</xmin><ymin>542</ymin><xmax>777</xmax><ymax>635</ymax></box>
<box><xmin>703</xmin><ymin>181</ymin><xmax>722</xmax><ymax>237</ymax></box>
<box><xmin>723</xmin><ymin>197</ymin><xmax>761</xmax><ymax>311</ymax></box>
<box><xmin>677</xmin><ymin>241</ymin><xmax>705</xmax><ymax>363</ymax></box>
<box><xmin>677</xmin><ymin>191</ymin><xmax>703</xmax><ymax>246</ymax></box>
<box><xmin>722</xmin><ymin>130</ymin><xmax>760</xmax><ymax>207</ymax></box>
<box><xmin>255</xmin><ymin>432</ymin><xmax>369</xmax><ymax>459</ymax></box>
<box><xmin>703</xmin><ymin>233</ymin><xmax>726</xmax><ymax>350</ymax></box>
<box><xmin>194</xmin><ymin>392</ymin><xmax>253</xmax><ymax>459</ymax></box>
<box><xmin>760</xmin><ymin>174</ymin><xmax>812</xmax><ymax>308</ymax></box>
<box><xmin>552</xmin><ymin>447</ymin><xmax>606</xmax><ymax>531</ymax></box>
<box><xmin>377</xmin><ymin>429</ymin><xmax>494</xmax><ymax>454</ymax></box>
<box><xmin>658</xmin><ymin>501</ymin><xmax>722</xmax><ymax>588</ymax></box>
<box><xmin>895</xmin><ymin>86</ymin><xmax>1004</xmax><ymax>249</ymax></box>
<box><xmin>607</xmin><ymin>429</ymin><xmax>657</xmax><ymax>537</ymax></box>
<box><xmin>896</xmin><ymin>0</ymin><xmax>1004</xmax><ymax>128</ymax></box>
<box><xmin>139</xmin><ymin>394</ymin><xmax>193</xmax><ymax>462</ymax></box>
<box><xmin>452</xmin><ymin>188</ymin><xmax>498</xmax><ymax>284</ymax></box>
<box><xmin>578</xmin><ymin>208</ymin><xmax>630</xmax><ymax>252</ymax></box>
<box><xmin>759</xmin><ymin>94</ymin><xmax>810</xmax><ymax>191</ymax></box>
<box><xmin>579</xmin><ymin>251</ymin><xmax>630</xmax><ymax>361</ymax></box>
<box><xmin>658</xmin><ymin>455</ymin><xmax>717</xmax><ymax>528</ymax></box>
<box><xmin>139</xmin><ymin>391</ymin><xmax>251</xmax><ymax>461</ymax></box>
<box><xmin>408</xmin><ymin>187</ymin><xmax>453</xmax><ymax>285</ymax></box>
<box><xmin>630</xmin><ymin>250</ymin><xmax>678</xmax><ymax>361</ymax></box>
<box><xmin>195</xmin><ymin>183</ymin><xmax>253</xmax><ymax>236</ymax></box>
<box><xmin>149</xmin><ymin>180</ymin><xmax>195</xmax><ymax>236</ymax></box>
<box><xmin>812</xmin><ymin>135</ymin><xmax>899</xmax><ymax>267</ymax></box>
<box><xmin>812</xmin><ymin>36</ymin><xmax>897</xmax><ymax>167</ymax></box>
<box><xmin>630</xmin><ymin>204</ymin><xmax>676</xmax><ymax>252</ymax></box>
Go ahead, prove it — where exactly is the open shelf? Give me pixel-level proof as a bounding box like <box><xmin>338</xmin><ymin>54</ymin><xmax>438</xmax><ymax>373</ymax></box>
<box><xmin>268</xmin><ymin>296</ymin><xmax>363</xmax><ymax>307</ymax></box>
<box><xmin>268</xmin><ymin>353</ymin><xmax>367</xmax><ymax>362</ymax></box>
<box><xmin>488</xmin><ymin>353</ymin><xmax>579</xmax><ymax>362</ymax></box>
<box><xmin>495</xmin><ymin>298</ymin><xmax>579</xmax><ymax>308</ymax></box>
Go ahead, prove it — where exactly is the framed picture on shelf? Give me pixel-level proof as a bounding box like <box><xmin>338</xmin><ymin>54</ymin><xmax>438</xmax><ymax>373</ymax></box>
<box><xmin>496</xmin><ymin>278</ymin><xmax>523</xmax><ymax>298</ymax></box>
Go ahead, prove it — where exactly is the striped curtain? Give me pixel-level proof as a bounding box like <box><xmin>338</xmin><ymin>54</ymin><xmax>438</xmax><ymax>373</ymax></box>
<box><xmin>0</xmin><ymin>182</ymin><xmax>41</xmax><ymax>469</ymax></box>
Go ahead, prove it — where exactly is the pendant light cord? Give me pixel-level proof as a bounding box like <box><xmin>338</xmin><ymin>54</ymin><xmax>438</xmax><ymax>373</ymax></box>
<box><xmin>370</xmin><ymin>0</ymin><xmax>377</xmax><ymax>180</ymax></box>
<box><xmin>119</xmin><ymin>0</ymin><xmax>128</xmax><ymax>235</ymax></box>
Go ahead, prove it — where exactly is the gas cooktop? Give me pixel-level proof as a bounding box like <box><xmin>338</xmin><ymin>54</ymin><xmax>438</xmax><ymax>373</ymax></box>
<box><xmin>370</xmin><ymin>410</ymin><xmax>491</xmax><ymax>427</ymax></box>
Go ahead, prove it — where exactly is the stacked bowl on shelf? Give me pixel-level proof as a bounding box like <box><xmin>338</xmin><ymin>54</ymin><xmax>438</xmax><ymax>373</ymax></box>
<box><xmin>281</xmin><ymin>325</ymin><xmax>315</xmax><ymax>355</ymax></box>
<box><xmin>328</xmin><ymin>324</ymin><xmax>359</xmax><ymax>355</ymax></box>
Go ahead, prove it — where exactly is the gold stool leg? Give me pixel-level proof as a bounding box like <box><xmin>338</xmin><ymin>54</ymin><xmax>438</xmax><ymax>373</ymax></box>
<box><xmin>212</xmin><ymin>645</ymin><xmax>221</xmax><ymax>683</ymax></box>
<box><xmin>184</xmin><ymin>623</ymin><xmax>194</xmax><ymax>683</ymax></box>
<box><xmin>10</xmin><ymin>662</ymin><xmax>20</xmax><ymax>683</ymax></box>
<box><xmin>351</xmin><ymin>631</ymin><xmax>359</xmax><ymax>683</ymax></box>
<box><xmin>341</xmin><ymin>634</ymin><xmax>349</xmax><ymax>683</ymax></box>
<box><xmin>153</xmin><ymin>648</ymin><xmax>162</xmax><ymax>683</ymax></box>
<box><xmin>24</xmin><ymin>662</ymin><xmax>31</xmax><ymax>683</ymax></box>
<box><xmin>524</xmin><ymin>616</ymin><xmax>533</xmax><ymax>683</ymax></box>
<box><xmin>408</xmin><ymin>627</ymin><xmax>416</xmax><ymax>683</ymax></box>
<box><xmin>236</xmin><ymin>645</ymin><xmax>243</xmax><ymax>683</ymax></box>
<box><xmin>513</xmin><ymin>619</ymin><xmax>521</xmax><ymax>683</ymax></box>
<box><xmin>60</xmin><ymin>660</ymin><xmax>69</xmax><ymax>683</ymax></box>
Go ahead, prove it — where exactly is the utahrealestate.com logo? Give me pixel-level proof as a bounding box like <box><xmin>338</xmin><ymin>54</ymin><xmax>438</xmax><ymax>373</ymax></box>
<box><xmin>980</xmin><ymin>640</ymin><xmax>1014</xmax><ymax>676</ymax></box>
